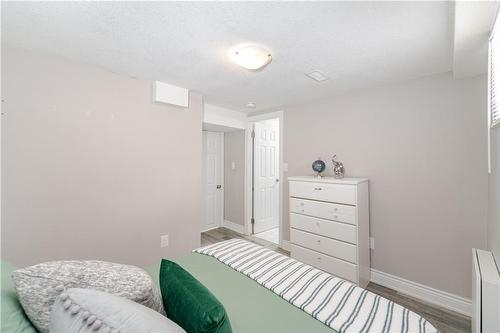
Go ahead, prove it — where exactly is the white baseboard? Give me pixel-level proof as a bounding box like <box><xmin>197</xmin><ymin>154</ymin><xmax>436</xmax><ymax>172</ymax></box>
<box><xmin>370</xmin><ymin>269</ymin><xmax>471</xmax><ymax>316</ymax></box>
<box><xmin>280</xmin><ymin>240</ymin><xmax>291</xmax><ymax>251</ymax></box>
<box><xmin>201</xmin><ymin>226</ymin><xmax>219</xmax><ymax>233</ymax></box>
<box><xmin>222</xmin><ymin>220</ymin><xmax>246</xmax><ymax>234</ymax></box>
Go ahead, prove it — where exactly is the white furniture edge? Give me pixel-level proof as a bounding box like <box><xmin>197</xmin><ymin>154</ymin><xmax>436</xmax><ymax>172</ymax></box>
<box><xmin>371</xmin><ymin>268</ymin><xmax>471</xmax><ymax>316</ymax></box>
<box><xmin>223</xmin><ymin>220</ymin><xmax>246</xmax><ymax>234</ymax></box>
<box><xmin>472</xmin><ymin>248</ymin><xmax>500</xmax><ymax>333</ymax></box>
<box><xmin>288</xmin><ymin>176</ymin><xmax>369</xmax><ymax>185</ymax></box>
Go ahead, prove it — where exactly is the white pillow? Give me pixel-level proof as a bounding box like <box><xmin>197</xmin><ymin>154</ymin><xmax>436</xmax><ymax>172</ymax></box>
<box><xmin>11</xmin><ymin>260</ymin><xmax>164</xmax><ymax>333</ymax></box>
<box><xmin>50</xmin><ymin>288</ymin><xmax>185</xmax><ymax>333</ymax></box>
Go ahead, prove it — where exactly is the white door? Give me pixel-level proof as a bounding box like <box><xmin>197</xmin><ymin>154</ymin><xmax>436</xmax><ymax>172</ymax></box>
<box><xmin>253</xmin><ymin>119</ymin><xmax>279</xmax><ymax>234</ymax></box>
<box><xmin>202</xmin><ymin>131</ymin><xmax>224</xmax><ymax>231</ymax></box>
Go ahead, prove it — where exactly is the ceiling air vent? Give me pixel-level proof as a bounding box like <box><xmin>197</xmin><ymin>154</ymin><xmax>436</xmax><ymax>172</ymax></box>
<box><xmin>305</xmin><ymin>71</ymin><xmax>329</xmax><ymax>82</ymax></box>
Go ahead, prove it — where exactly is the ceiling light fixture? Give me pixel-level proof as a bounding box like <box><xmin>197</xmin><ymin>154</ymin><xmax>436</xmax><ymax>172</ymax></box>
<box><xmin>230</xmin><ymin>45</ymin><xmax>272</xmax><ymax>71</ymax></box>
<box><xmin>246</xmin><ymin>102</ymin><xmax>257</xmax><ymax>109</ymax></box>
<box><xmin>305</xmin><ymin>71</ymin><xmax>329</xmax><ymax>82</ymax></box>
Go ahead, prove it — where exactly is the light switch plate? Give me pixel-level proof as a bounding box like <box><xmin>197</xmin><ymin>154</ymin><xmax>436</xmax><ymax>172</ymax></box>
<box><xmin>161</xmin><ymin>235</ymin><xmax>169</xmax><ymax>248</ymax></box>
<box><xmin>370</xmin><ymin>237</ymin><xmax>375</xmax><ymax>250</ymax></box>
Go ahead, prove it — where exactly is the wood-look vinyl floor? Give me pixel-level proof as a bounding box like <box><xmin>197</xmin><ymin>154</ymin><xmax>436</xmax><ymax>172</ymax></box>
<box><xmin>201</xmin><ymin>227</ymin><xmax>471</xmax><ymax>333</ymax></box>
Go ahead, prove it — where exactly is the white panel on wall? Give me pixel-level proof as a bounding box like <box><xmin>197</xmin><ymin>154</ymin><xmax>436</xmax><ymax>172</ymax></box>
<box><xmin>153</xmin><ymin>81</ymin><xmax>189</xmax><ymax>108</ymax></box>
<box><xmin>203</xmin><ymin>104</ymin><xmax>247</xmax><ymax>130</ymax></box>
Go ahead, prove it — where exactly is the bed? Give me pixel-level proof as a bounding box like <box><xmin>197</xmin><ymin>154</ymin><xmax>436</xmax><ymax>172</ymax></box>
<box><xmin>1</xmin><ymin>256</ymin><xmax>329</xmax><ymax>333</ymax></box>
<box><xmin>2</xmin><ymin>240</ymin><xmax>436</xmax><ymax>333</ymax></box>
<box><xmin>151</xmin><ymin>252</ymin><xmax>333</xmax><ymax>333</ymax></box>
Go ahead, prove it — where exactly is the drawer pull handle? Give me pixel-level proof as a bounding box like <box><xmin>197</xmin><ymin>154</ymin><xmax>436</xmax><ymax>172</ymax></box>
<box><xmin>301</xmin><ymin>209</ymin><xmax>305</xmax><ymax>213</ymax></box>
<box><xmin>314</xmin><ymin>187</ymin><xmax>322</xmax><ymax>191</ymax></box>
<box><xmin>317</xmin><ymin>257</ymin><xmax>322</xmax><ymax>262</ymax></box>
<box><xmin>334</xmin><ymin>208</ymin><xmax>338</xmax><ymax>211</ymax></box>
<box><xmin>334</xmin><ymin>215</ymin><xmax>338</xmax><ymax>219</ymax></box>
<box><xmin>317</xmin><ymin>240</ymin><xmax>321</xmax><ymax>244</ymax></box>
<box><xmin>316</xmin><ymin>222</ymin><xmax>320</xmax><ymax>227</ymax></box>
<box><xmin>300</xmin><ymin>202</ymin><xmax>305</xmax><ymax>206</ymax></box>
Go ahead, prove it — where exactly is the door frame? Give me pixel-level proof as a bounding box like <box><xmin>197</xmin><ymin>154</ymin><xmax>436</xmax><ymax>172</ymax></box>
<box><xmin>202</xmin><ymin>131</ymin><xmax>225</xmax><ymax>232</ymax></box>
<box><xmin>244</xmin><ymin>110</ymin><xmax>284</xmax><ymax>247</ymax></box>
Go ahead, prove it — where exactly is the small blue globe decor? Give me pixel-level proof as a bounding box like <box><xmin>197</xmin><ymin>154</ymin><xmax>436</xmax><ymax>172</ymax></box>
<box><xmin>312</xmin><ymin>159</ymin><xmax>326</xmax><ymax>177</ymax></box>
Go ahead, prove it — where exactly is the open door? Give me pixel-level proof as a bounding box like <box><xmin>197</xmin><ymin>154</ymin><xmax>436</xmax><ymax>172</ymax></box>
<box><xmin>253</xmin><ymin>119</ymin><xmax>279</xmax><ymax>234</ymax></box>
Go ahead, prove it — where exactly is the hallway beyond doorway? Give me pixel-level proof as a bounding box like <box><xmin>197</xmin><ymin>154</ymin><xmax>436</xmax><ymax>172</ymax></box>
<box><xmin>254</xmin><ymin>227</ymin><xmax>279</xmax><ymax>244</ymax></box>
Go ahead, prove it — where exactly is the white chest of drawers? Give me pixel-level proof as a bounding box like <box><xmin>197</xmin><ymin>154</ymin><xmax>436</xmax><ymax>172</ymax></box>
<box><xmin>288</xmin><ymin>176</ymin><xmax>370</xmax><ymax>288</ymax></box>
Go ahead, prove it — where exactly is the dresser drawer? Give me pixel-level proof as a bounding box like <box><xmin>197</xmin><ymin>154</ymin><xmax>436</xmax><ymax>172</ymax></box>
<box><xmin>289</xmin><ymin>181</ymin><xmax>356</xmax><ymax>205</ymax></box>
<box><xmin>291</xmin><ymin>244</ymin><xmax>358</xmax><ymax>283</ymax></box>
<box><xmin>290</xmin><ymin>198</ymin><xmax>356</xmax><ymax>225</ymax></box>
<box><xmin>290</xmin><ymin>213</ymin><xmax>357</xmax><ymax>244</ymax></box>
<box><xmin>291</xmin><ymin>229</ymin><xmax>357</xmax><ymax>263</ymax></box>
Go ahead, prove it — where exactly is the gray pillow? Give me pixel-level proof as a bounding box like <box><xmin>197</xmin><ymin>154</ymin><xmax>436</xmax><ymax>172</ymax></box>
<box><xmin>12</xmin><ymin>260</ymin><xmax>164</xmax><ymax>333</ymax></box>
<box><xmin>50</xmin><ymin>288</ymin><xmax>185</xmax><ymax>333</ymax></box>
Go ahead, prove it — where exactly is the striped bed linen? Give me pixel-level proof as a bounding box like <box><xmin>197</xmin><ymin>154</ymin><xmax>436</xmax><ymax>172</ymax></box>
<box><xmin>194</xmin><ymin>239</ymin><xmax>437</xmax><ymax>333</ymax></box>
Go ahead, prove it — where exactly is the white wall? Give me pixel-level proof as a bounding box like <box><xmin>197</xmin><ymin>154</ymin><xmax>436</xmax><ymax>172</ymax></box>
<box><xmin>281</xmin><ymin>73</ymin><xmax>488</xmax><ymax>298</ymax></box>
<box><xmin>1</xmin><ymin>47</ymin><xmax>203</xmax><ymax>267</ymax></box>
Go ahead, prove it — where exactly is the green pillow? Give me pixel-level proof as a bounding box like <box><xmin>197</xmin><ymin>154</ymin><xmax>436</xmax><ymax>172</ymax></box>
<box><xmin>159</xmin><ymin>259</ymin><xmax>232</xmax><ymax>333</ymax></box>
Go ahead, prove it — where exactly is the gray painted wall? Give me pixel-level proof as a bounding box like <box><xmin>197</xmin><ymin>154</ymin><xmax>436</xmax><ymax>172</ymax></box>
<box><xmin>488</xmin><ymin>126</ymin><xmax>500</xmax><ymax>261</ymax></box>
<box><xmin>281</xmin><ymin>73</ymin><xmax>488</xmax><ymax>298</ymax></box>
<box><xmin>1</xmin><ymin>47</ymin><xmax>203</xmax><ymax>267</ymax></box>
<box><xmin>224</xmin><ymin>130</ymin><xmax>245</xmax><ymax>226</ymax></box>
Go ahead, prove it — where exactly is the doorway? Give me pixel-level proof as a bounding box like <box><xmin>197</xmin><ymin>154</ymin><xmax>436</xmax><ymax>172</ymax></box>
<box><xmin>201</xmin><ymin>126</ymin><xmax>246</xmax><ymax>234</ymax></box>
<box><xmin>246</xmin><ymin>112</ymin><xmax>283</xmax><ymax>246</ymax></box>
<box><xmin>201</xmin><ymin>110</ymin><xmax>284</xmax><ymax>248</ymax></box>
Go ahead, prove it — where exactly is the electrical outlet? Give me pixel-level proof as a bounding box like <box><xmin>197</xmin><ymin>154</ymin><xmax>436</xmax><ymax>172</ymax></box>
<box><xmin>161</xmin><ymin>235</ymin><xmax>169</xmax><ymax>248</ymax></box>
<box><xmin>231</xmin><ymin>162</ymin><xmax>236</xmax><ymax>170</ymax></box>
<box><xmin>283</xmin><ymin>162</ymin><xmax>288</xmax><ymax>172</ymax></box>
<box><xmin>370</xmin><ymin>237</ymin><xmax>375</xmax><ymax>250</ymax></box>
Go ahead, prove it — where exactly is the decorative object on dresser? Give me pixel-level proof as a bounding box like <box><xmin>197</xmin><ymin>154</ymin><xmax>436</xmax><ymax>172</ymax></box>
<box><xmin>331</xmin><ymin>155</ymin><xmax>345</xmax><ymax>178</ymax></box>
<box><xmin>288</xmin><ymin>176</ymin><xmax>370</xmax><ymax>287</ymax></box>
<box><xmin>311</xmin><ymin>158</ymin><xmax>326</xmax><ymax>177</ymax></box>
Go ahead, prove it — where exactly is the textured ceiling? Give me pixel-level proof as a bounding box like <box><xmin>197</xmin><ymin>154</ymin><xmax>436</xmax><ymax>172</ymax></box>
<box><xmin>2</xmin><ymin>2</ymin><xmax>453</xmax><ymax>112</ymax></box>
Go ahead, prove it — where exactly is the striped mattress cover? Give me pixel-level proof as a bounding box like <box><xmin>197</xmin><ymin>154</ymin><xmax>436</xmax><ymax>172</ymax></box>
<box><xmin>194</xmin><ymin>239</ymin><xmax>437</xmax><ymax>333</ymax></box>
